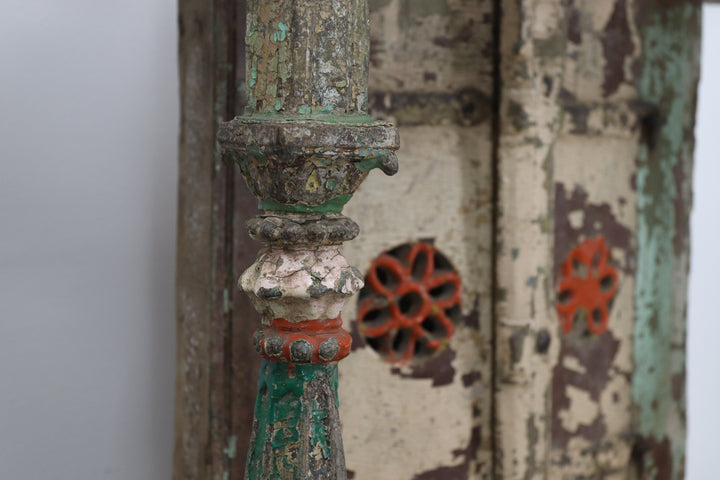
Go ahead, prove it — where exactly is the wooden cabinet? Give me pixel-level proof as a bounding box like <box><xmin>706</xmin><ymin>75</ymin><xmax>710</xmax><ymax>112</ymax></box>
<box><xmin>174</xmin><ymin>1</ymin><xmax>699</xmax><ymax>478</ymax></box>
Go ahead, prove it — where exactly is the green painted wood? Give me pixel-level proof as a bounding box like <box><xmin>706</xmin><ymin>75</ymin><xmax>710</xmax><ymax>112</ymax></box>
<box><xmin>232</xmin><ymin>2</ymin><xmax>381</xmax><ymax>479</ymax></box>
<box><xmin>246</xmin><ymin>360</ymin><xmax>345</xmax><ymax>479</ymax></box>
<box><xmin>633</xmin><ymin>2</ymin><xmax>701</xmax><ymax>479</ymax></box>
<box><xmin>245</xmin><ymin>0</ymin><xmax>370</xmax><ymax>115</ymax></box>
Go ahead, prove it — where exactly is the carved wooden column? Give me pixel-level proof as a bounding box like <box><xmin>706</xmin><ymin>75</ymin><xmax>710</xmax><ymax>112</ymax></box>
<box><xmin>218</xmin><ymin>1</ymin><xmax>398</xmax><ymax>478</ymax></box>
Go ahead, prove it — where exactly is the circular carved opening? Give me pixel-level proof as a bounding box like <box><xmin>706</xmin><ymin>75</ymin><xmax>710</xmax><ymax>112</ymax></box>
<box><xmin>556</xmin><ymin>237</ymin><xmax>618</xmax><ymax>335</ymax></box>
<box><xmin>357</xmin><ymin>242</ymin><xmax>461</xmax><ymax>363</ymax></box>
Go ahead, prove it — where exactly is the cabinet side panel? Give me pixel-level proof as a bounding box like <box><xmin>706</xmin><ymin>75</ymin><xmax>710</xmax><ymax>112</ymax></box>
<box><xmin>340</xmin><ymin>1</ymin><xmax>495</xmax><ymax>479</ymax></box>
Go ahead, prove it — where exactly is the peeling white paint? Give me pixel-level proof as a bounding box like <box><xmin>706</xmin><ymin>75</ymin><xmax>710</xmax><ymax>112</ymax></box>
<box><xmin>558</xmin><ymin>385</ymin><xmax>599</xmax><ymax>432</ymax></box>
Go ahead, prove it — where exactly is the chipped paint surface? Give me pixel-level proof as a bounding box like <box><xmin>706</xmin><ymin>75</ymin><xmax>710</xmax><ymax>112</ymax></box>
<box><xmin>236</xmin><ymin>214</ymin><xmax>374</xmax><ymax>478</ymax></box>
<box><xmin>494</xmin><ymin>0</ymin><xmax>699</xmax><ymax>478</ymax></box>
<box><xmin>368</xmin><ymin>0</ymin><xmax>493</xmax><ymax>127</ymax></box>
<box><xmin>246</xmin><ymin>0</ymin><xmax>370</xmax><ymax>114</ymax></box>
<box><xmin>254</xmin><ymin>316</ymin><xmax>353</xmax><ymax>363</ymax></box>
<box><xmin>494</xmin><ymin>1</ymin><xmax>568</xmax><ymax>477</ymax></box>
<box><xmin>551</xmin><ymin>137</ymin><xmax>637</xmax><ymax>477</ymax></box>
<box><xmin>175</xmin><ymin>2</ymin><xmax>263</xmax><ymax>480</ymax></box>
<box><xmin>368</xmin><ymin>0</ymin><xmax>493</xmax><ymax>96</ymax></box>
<box><xmin>496</xmin><ymin>0</ymin><xmax>680</xmax><ymax>478</ymax></box>
<box><xmin>342</xmin><ymin>126</ymin><xmax>493</xmax><ymax>479</ymax></box>
<box><xmin>218</xmin><ymin>118</ymin><xmax>399</xmax><ymax>212</ymax></box>
<box><xmin>239</xmin><ymin>245</ymin><xmax>364</xmax><ymax>322</ymax></box>
<box><xmin>246</xmin><ymin>360</ymin><xmax>346</xmax><ymax>479</ymax></box>
<box><xmin>338</xmin><ymin>2</ymin><xmax>494</xmax><ymax>477</ymax></box>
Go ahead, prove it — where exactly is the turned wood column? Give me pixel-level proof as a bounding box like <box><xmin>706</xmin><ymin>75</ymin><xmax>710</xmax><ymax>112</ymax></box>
<box><xmin>218</xmin><ymin>1</ymin><xmax>399</xmax><ymax>478</ymax></box>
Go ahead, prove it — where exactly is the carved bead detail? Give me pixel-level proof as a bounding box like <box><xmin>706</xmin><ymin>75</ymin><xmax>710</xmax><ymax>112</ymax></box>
<box><xmin>264</xmin><ymin>335</ymin><xmax>284</xmax><ymax>357</ymax></box>
<box><xmin>289</xmin><ymin>340</ymin><xmax>314</xmax><ymax>363</ymax></box>
<box><xmin>254</xmin><ymin>317</ymin><xmax>352</xmax><ymax>364</ymax></box>
<box><xmin>247</xmin><ymin>214</ymin><xmax>360</xmax><ymax>245</ymax></box>
<box><xmin>318</xmin><ymin>338</ymin><xmax>340</xmax><ymax>362</ymax></box>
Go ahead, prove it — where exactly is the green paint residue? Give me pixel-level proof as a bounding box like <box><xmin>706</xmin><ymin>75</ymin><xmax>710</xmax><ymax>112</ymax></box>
<box><xmin>246</xmin><ymin>360</ymin><xmax>339</xmax><ymax>479</ymax></box>
<box><xmin>272</xmin><ymin>22</ymin><xmax>289</xmax><ymax>43</ymax></box>
<box><xmin>248</xmin><ymin>63</ymin><xmax>258</xmax><ymax>89</ymax></box>
<box><xmin>258</xmin><ymin>195</ymin><xmax>352</xmax><ymax>214</ymax></box>
<box><xmin>633</xmin><ymin>5</ymin><xmax>699</xmax><ymax>480</ymax></box>
<box><xmin>354</xmin><ymin>151</ymin><xmax>389</xmax><ymax>172</ymax></box>
<box><xmin>298</xmin><ymin>105</ymin><xmax>312</xmax><ymax>115</ymax></box>
<box><xmin>246</xmin><ymin>61</ymin><xmax>259</xmax><ymax>112</ymax></box>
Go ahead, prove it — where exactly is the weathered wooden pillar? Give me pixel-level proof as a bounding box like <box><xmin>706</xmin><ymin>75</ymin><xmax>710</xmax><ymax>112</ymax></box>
<box><xmin>218</xmin><ymin>1</ymin><xmax>399</xmax><ymax>478</ymax></box>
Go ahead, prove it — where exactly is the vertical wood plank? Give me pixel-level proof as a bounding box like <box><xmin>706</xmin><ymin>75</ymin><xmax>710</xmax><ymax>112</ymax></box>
<box><xmin>494</xmin><ymin>1</ymin><xmax>567</xmax><ymax>477</ymax></box>
<box><xmin>493</xmin><ymin>1</ymin><xmax>700</xmax><ymax>478</ymax></box>
<box><xmin>548</xmin><ymin>1</ymin><xmax>640</xmax><ymax>477</ymax></box>
<box><xmin>632</xmin><ymin>2</ymin><xmax>700</xmax><ymax>478</ymax></box>
<box><xmin>175</xmin><ymin>2</ymin><xmax>216</xmax><ymax>478</ymax></box>
<box><xmin>175</xmin><ymin>2</ymin><xmax>260</xmax><ymax>479</ymax></box>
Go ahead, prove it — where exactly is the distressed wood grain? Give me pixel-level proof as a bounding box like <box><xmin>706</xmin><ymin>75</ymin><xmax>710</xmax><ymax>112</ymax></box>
<box><xmin>175</xmin><ymin>2</ymin><xmax>260</xmax><ymax>480</ymax></box>
<box><xmin>494</xmin><ymin>1</ymin><xmax>567</xmax><ymax>477</ymax></box>
<box><xmin>175</xmin><ymin>2</ymin><xmax>215</xmax><ymax>477</ymax></box>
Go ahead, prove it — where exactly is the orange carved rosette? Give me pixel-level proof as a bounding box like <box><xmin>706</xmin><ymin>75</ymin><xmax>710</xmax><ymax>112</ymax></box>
<box><xmin>357</xmin><ymin>242</ymin><xmax>461</xmax><ymax>363</ymax></box>
<box><xmin>556</xmin><ymin>237</ymin><xmax>619</xmax><ymax>335</ymax></box>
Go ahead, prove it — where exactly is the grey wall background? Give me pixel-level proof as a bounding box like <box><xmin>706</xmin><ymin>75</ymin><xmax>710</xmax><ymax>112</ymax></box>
<box><xmin>0</xmin><ymin>1</ymin><xmax>178</xmax><ymax>478</ymax></box>
<box><xmin>0</xmin><ymin>1</ymin><xmax>716</xmax><ymax>479</ymax></box>
<box><xmin>686</xmin><ymin>5</ymin><xmax>720</xmax><ymax>480</ymax></box>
